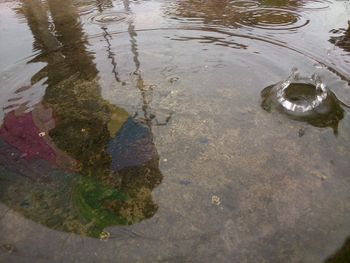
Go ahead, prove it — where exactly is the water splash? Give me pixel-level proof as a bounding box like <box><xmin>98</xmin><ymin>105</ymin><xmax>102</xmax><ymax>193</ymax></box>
<box><xmin>276</xmin><ymin>68</ymin><xmax>328</xmax><ymax>114</ymax></box>
<box><xmin>261</xmin><ymin>69</ymin><xmax>345</xmax><ymax>134</ymax></box>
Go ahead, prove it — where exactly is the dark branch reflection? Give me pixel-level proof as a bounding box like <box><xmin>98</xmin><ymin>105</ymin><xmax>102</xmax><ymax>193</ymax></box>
<box><xmin>329</xmin><ymin>21</ymin><xmax>350</xmax><ymax>54</ymax></box>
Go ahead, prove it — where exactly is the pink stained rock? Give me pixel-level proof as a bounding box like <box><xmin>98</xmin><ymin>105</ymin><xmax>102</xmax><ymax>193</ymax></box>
<box><xmin>0</xmin><ymin>110</ymin><xmax>58</xmax><ymax>166</ymax></box>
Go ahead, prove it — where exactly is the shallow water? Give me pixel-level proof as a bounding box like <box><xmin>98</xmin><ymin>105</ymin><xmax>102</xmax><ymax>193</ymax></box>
<box><xmin>0</xmin><ymin>0</ymin><xmax>350</xmax><ymax>262</ymax></box>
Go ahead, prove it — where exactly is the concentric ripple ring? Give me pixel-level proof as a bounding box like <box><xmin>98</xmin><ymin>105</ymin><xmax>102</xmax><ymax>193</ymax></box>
<box><xmin>88</xmin><ymin>11</ymin><xmax>131</xmax><ymax>25</ymax></box>
<box><xmin>237</xmin><ymin>8</ymin><xmax>309</xmax><ymax>30</ymax></box>
<box><xmin>230</xmin><ymin>0</ymin><xmax>260</xmax><ymax>9</ymax></box>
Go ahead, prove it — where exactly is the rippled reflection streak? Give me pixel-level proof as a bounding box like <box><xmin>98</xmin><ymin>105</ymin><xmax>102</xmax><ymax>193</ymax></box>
<box><xmin>166</xmin><ymin>0</ymin><xmax>305</xmax><ymax>29</ymax></box>
<box><xmin>259</xmin><ymin>0</ymin><xmax>302</xmax><ymax>8</ymax></box>
<box><xmin>0</xmin><ymin>0</ymin><xmax>162</xmax><ymax>237</ymax></box>
<box><xmin>330</xmin><ymin>21</ymin><xmax>350</xmax><ymax>53</ymax></box>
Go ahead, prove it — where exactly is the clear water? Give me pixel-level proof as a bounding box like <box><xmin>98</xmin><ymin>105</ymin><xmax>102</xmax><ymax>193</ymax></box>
<box><xmin>0</xmin><ymin>0</ymin><xmax>350</xmax><ymax>262</ymax></box>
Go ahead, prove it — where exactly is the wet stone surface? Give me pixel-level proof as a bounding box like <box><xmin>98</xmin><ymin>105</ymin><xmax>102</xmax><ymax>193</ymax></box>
<box><xmin>0</xmin><ymin>0</ymin><xmax>350</xmax><ymax>262</ymax></box>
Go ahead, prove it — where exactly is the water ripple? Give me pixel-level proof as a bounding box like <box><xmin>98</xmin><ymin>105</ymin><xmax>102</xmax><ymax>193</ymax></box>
<box><xmin>87</xmin><ymin>11</ymin><xmax>131</xmax><ymax>25</ymax></box>
<box><xmin>230</xmin><ymin>0</ymin><xmax>260</xmax><ymax>9</ymax></box>
<box><xmin>261</xmin><ymin>71</ymin><xmax>346</xmax><ymax>134</ymax></box>
<box><xmin>237</xmin><ymin>8</ymin><xmax>309</xmax><ymax>31</ymax></box>
<box><xmin>259</xmin><ymin>0</ymin><xmax>331</xmax><ymax>10</ymax></box>
<box><xmin>77</xmin><ymin>4</ymin><xmax>97</xmax><ymax>16</ymax></box>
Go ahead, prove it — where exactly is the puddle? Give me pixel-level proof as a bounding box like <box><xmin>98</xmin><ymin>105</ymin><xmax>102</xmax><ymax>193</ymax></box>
<box><xmin>0</xmin><ymin>0</ymin><xmax>350</xmax><ymax>262</ymax></box>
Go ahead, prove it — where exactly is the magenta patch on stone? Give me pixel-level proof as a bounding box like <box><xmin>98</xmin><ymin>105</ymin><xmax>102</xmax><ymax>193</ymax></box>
<box><xmin>0</xmin><ymin>111</ymin><xmax>57</xmax><ymax>166</ymax></box>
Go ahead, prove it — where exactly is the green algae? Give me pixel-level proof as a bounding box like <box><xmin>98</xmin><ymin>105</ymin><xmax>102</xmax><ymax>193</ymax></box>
<box><xmin>44</xmin><ymin>76</ymin><xmax>117</xmax><ymax>180</ymax></box>
<box><xmin>73</xmin><ymin>177</ymin><xmax>129</xmax><ymax>237</ymax></box>
<box><xmin>0</xmin><ymin>161</ymin><xmax>161</xmax><ymax>237</ymax></box>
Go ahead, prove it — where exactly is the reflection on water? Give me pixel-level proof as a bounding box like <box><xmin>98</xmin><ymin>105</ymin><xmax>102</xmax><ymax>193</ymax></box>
<box><xmin>165</xmin><ymin>0</ymin><xmax>310</xmax><ymax>30</ymax></box>
<box><xmin>0</xmin><ymin>0</ymin><xmax>350</xmax><ymax>261</ymax></box>
<box><xmin>0</xmin><ymin>0</ymin><xmax>162</xmax><ymax>237</ymax></box>
<box><xmin>330</xmin><ymin>21</ymin><xmax>350</xmax><ymax>53</ymax></box>
<box><xmin>259</xmin><ymin>0</ymin><xmax>328</xmax><ymax>9</ymax></box>
<box><xmin>236</xmin><ymin>8</ymin><xmax>308</xmax><ymax>30</ymax></box>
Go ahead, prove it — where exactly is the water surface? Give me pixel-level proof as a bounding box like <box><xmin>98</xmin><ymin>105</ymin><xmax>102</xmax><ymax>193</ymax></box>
<box><xmin>0</xmin><ymin>0</ymin><xmax>350</xmax><ymax>262</ymax></box>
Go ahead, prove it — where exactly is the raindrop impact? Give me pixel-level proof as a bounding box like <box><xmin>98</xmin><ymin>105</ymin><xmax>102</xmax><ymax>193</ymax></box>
<box><xmin>88</xmin><ymin>11</ymin><xmax>131</xmax><ymax>25</ymax></box>
<box><xmin>261</xmin><ymin>69</ymin><xmax>345</xmax><ymax>134</ymax></box>
<box><xmin>237</xmin><ymin>8</ymin><xmax>309</xmax><ymax>31</ymax></box>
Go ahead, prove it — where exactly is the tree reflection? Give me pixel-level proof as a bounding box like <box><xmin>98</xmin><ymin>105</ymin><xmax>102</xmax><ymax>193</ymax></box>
<box><xmin>259</xmin><ymin>0</ymin><xmax>303</xmax><ymax>8</ymax></box>
<box><xmin>164</xmin><ymin>0</ymin><xmax>304</xmax><ymax>28</ymax></box>
<box><xmin>0</xmin><ymin>0</ymin><xmax>162</xmax><ymax>237</ymax></box>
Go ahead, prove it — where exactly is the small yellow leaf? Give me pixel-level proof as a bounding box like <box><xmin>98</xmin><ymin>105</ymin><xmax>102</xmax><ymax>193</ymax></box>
<box><xmin>211</xmin><ymin>195</ymin><xmax>221</xmax><ymax>206</ymax></box>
